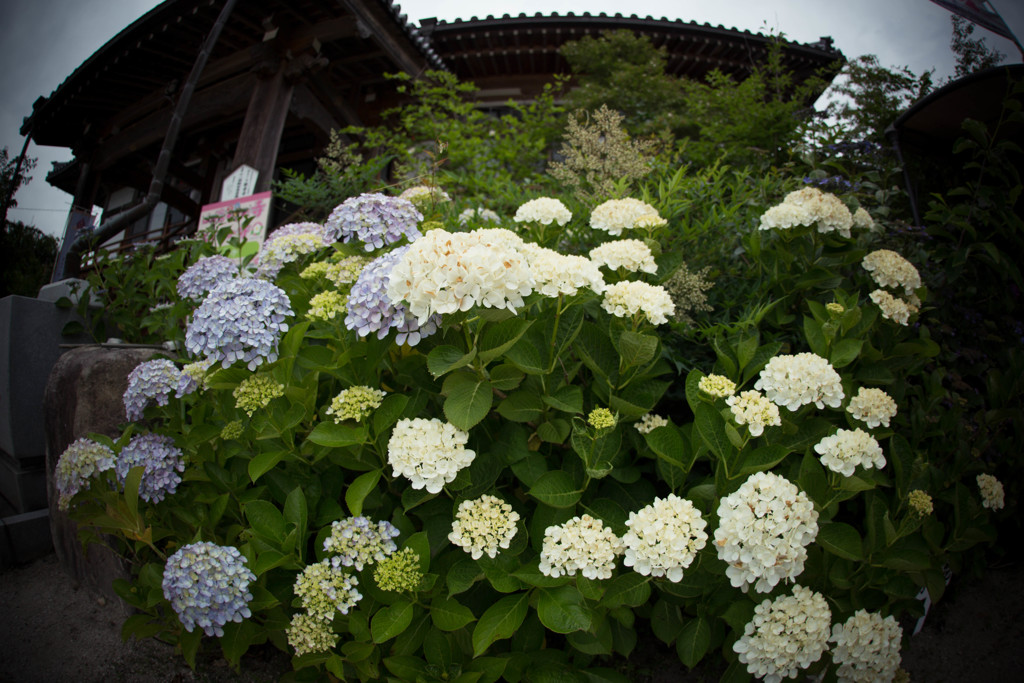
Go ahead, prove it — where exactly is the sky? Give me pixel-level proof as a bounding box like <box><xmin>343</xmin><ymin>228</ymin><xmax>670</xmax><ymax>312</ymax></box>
<box><xmin>1</xmin><ymin>0</ymin><xmax>1022</xmax><ymax>239</ymax></box>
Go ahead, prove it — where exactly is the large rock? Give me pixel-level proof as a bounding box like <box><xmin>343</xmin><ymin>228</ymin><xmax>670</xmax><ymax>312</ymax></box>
<box><xmin>43</xmin><ymin>345</ymin><xmax>163</xmax><ymax>599</ymax></box>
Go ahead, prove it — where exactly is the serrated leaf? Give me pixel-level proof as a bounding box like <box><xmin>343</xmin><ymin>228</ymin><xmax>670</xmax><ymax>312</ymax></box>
<box><xmin>442</xmin><ymin>372</ymin><xmax>493</xmax><ymax>430</ymax></box>
<box><xmin>617</xmin><ymin>331</ymin><xmax>659</xmax><ymax>369</ymax></box>
<box><xmin>598</xmin><ymin>573</ymin><xmax>651</xmax><ymax>609</ymax></box>
<box><xmin>542</xmin><ymin>385</ymin><xmax>584</xmax><ymax>414</ymax></box>
<box><xmin>220</xmin><ymin>620</ymin><xmax>257</xmax><ymax>667</ymax></box>
<box><xmin>818</xmin><ymin>522</ymin><xmax>864</xmax><ymax>561</ymax></box>
<box><xmin>489</xmin><ymin>364</ymin><xmax>525</xmax><ymax>391</ymax></box>
<box><xmin>478</xmin><ymin>318</ymin><xmax>534</xmax><ymax>364</ymax></box>
<box><xmin>374</xmin><ymin>393</ymin><xmax>410</xmax><ymax>435</ymax></box>
<box><xmin>244</xmin><ymin>500</ymin><xmax>287</xmax><ymax>543</ymax></box>
<box><xmin>248</xmin><ymin>450</ymin><xmax>284</xmax><ymax>483</ymax></box>
<box><xmin>735</xmin><ymin>445</ymin><xmax>790</xmax><ymax>477</ymax></box>
<box><xmin>307</xmin><ymin>421</ymin><xmax>368</xmax><ymax>447</ymax></box>
<box><xmin>529</xmin><ymin>470</ymin><xmax>583</xmax><ymax>508</ymax></box>
<box><xmin>538</xmin><ymin>586</ymin><xmax>592</xmax><ymax>634</ymax></box>
<box><xmin>428</xmin><ymin>345</ymin><xmax>477</xmax><ymax>378</ymax></box>
<box><xmin>472</xmin><ymin>593</ymin><xmax>529</xmax><ymax>656</ymax></box>
<box><xmin>431</xmin><ymin>596</ymin><xmax>477</xmax><ymax>631</ymax></box>
<box><xmin>675</xmin><ymin>617</ymin><xmax>711</xmax><ymax>669</ymax></box>
<box><xmin>372</xmin><ymin>600</ymin><xmax>415</xmax><ymax>643</ymax></box>
<box><xmin>345</xmin><ymin>470</ymin><xmax>380</xmax><ymax>516</ymax></box>
<box><xmin>830</xmin><ymin>338</ymin><xmax>863</xmax><ymax>369</ymax></box>
<box><xmin>496</xmin><ymin>390</ymin><xmax>543</xmax><ymax>422</ymax></box>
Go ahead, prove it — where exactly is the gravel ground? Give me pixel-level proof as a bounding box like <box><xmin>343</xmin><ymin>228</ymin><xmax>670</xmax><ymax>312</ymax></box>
<box><xmin>2</xmin><ymin>552</ymin><xmax>1022</xmax><ymax>682</ymax></box>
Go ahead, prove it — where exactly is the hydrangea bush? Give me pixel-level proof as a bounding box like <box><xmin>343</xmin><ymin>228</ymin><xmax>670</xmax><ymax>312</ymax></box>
<box><xmin>62</xmin><ymin>157</ymin><xmax>1007</xmax><ymax>681</ymax></box>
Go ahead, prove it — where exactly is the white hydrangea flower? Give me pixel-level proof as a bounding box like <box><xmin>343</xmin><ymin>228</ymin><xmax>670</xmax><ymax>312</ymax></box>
<box><xmin>733</xmin><ymin>585</ymin><xmax>832</xmax><ymax>683</ymax></box>
<box><xmin>590</xmin><ymin>198</ymin><xmax>662</xmax><ymax>236</ymax></box>
<box><xmin>539</xmin><ymin>514</ymin><xmax>623</xmax><ymax>580</ymax></box>
<box><xmin>399</xmin><ymin>185</ymin><xmax>450</xmax><ymax>206</ymax></box>
<box><xmin>513</xmin><ymin>197</ymin><xmax>572</xmax><ymax>226</ymax></box>
<box><xmin>458</xmin><ymin>207</ymin><xmax>501</xmax><ymax>225</ymax></box>
<box><xmin>862</xmin><ymin>249</ymin><xmax>921</xmax><ymax>297</ymax></box>
<box><xmin>852</xmin><ymin>207</ymin><xmax>875</xmax><ymax>231</ymax></box>
<box><xmin>601</xmin><ymin>280</ymin><xmax>675</xmax><ymax>325</ymax></box>
<box><xmin>814</xmin><ymin>428</ymin><xmax>886</xmax><ymax>477</ymax></box>
<box><xmin>387</xmin><ymin>418</ymin><xmax>476</xmax><ymax>494</ymax></box>
<box><xmin>759</xmin><ymin>187</ymin><xmax>854</xmax><ymax>238</ymax></box>
<box><xmin>698</xmin><ymin>374</ymin><xmax>736</xmax><ymax>398</ymax></box>
<box><xmin>830</xmin><ymin>610</ymin><xmax>903</xmax><ymax>683</ymax></box>
<box><xmin>287</xmin><ymin>613</ymin><xmax>338</xmax><ymax>655</ymax></box>
<box><xmin>520</xmin><ymin>242</ymin><xmax>606</xmax><ymax>296</ymax></box>
<box><xmin>635</xmin><ymin>413</ymin><xmax>669</xmax><ymax>434</ymax></box>
<box><xmin>977</xmin><ymin>473</ymin><xmax>1005</xmax><ymax>510</ymax></box>
<box><xmin>386</xmin><ymin>228</ymin><xmax>535</xmax><ymax>325</ymax></box>
<box><xmin>847</xmin><ymin>387</ymin><xmax>897</xmax><ymax>428</ymax></box>
<box><xmin>622</xmin><ymin>494</ymin><xmax>708</xmax><ymax>582</ymax></box>
<box><xmin>588</xmin><ymin>239</ymin><xmax>658</xmax><ymax>274</ymax></box>
<box><xmin>715</xmin><ymin>472</ymin><xmax>818</xmax><ymax>593</ymax></box>
<box><xmin>754</xmin><ymin>352</ymin><xmax>844</xmax><ymax>411</ymax></box>
<box><xmin>293</xmin><ymin>559</ymin><xmax>362</xmax><ymax>620</ymax></box>
<box><xmin>870</xmin><ymin>289</ymin><xmax>918</xmax><ymax>326</ymax></box>
<box><xmin>726</xmin><ymin>390</ymin><xmax>782</xmax><ymax>437</ymax></box>
<box><xmin>449</xmin><ymin>494</ymin><xmax>520</xmax><ymax>559</ymax></box>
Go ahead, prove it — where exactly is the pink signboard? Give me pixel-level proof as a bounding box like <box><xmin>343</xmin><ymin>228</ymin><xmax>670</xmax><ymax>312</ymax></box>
<box><xmin>197</xmin><ymin>191</ymin><xmax>272</xmax><ymax>260</ymax></box>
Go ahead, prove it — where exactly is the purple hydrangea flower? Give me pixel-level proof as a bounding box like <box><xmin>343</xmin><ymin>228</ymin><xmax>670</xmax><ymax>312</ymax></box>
<box><xmin>253</xmin><ymin>222</ymin><xmax>329</xmax><ymax>280</ymax></box>
<box><xmin>115</xmin><ymin>434</ymin><xmax>185</xmax><ymax>503</ymax></box>
<box><xmin>325</xmin><ymin>193</ymin><xmax>422</xmax><ymax>251</ymax></box>
<box><xmin>177</xmin><ymin>255</ymin><xmax>239</xmax><ymax>301</ymax></box>
<box><xmin>185</xmin><ymin>278</ymin><xmax>294</xmax><ymax>371</ymax></box>
<box><xmin>124</xmin><ymin>359</ymin><xmax>182</xmax><ymax>421</ymax></box>
<box><xmin>162</xmin><ymin>542</ymin><xmax>255</xmax><ymax>637</ymax></box>
<box><xmin>344</xmin><ymin>247</ymin><xmax>438</xmax><ymax>346</ymax></box>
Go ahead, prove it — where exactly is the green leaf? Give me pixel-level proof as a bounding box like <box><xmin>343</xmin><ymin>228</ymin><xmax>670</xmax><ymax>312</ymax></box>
<box><xmin>179</xmin><ymin>626</ymin><xmax>203</xmax><ymax>670</ymax></box>
<box><xmin>575</xmin><ymin>322</ymin><xmax>618</xmax><ymax>380</ymax></box>
<box><xmin>346</xmin><ymin>470</ymin><xmax>381</xmax><ymax>516</ymax></box>
<box><xmin>598</xmin><ymin>573</ymin><xmax>651</xmax><ymax>609</ymax></box>
<box><xmin>735</xmin><ymin>445</ymin><xmax>790</xmax><ymax>477</ymax></box>
<box><xmin>383</xmin><ymin>656</ymin><xmax>429</xmax><ymax>681</ymax></box>
<box><xmin>496</xmin><ymin>390</ymin><xmax>544</xmax><ymax>423</ymax></box>
<box><xmin>609</xmin><ymin>380</ymin><xmax>670</xmax><ymax>419</ymax></box>
<box><xmin>529</xmin><ymin>470</ymin><xmax>583</xmax><ymax>508</ymax></box>
<box><xmin>543</xmin><ymin>385</ymin><xmax>584</xmax><ymax>414</ymax></box>
<box><xmin>405</xmin><ymin>531</ymin><xmax>431</xmax><ymax>573</ymax></box>
<box><xmin>675</xmin><ymin>617</ymin><xmax>711</xmax><ymax>669</ymax></box>
<box><xmin>489</xmin><ymin>364</ymin><xmax>525</xmax><ymax>391</ymax></box>
<box><xmin>428</xmin><ymin>345</ymin><xmax>477</xmax><ymax>378</ymax></box>
<box><xmin>830</xmin><ymin>338</ymin><xmax>863</xmax><ymax>369</ymax></box>
<box><xmin>818</xmin><ymin>522</ymin><xmax>864</xmax><ymax>561</ymax></box>
<box><xmin>374</xmin><ymin>393</ymin><xmax>410</xmax><ymax>435</ymax></box>
<box><xmin>650</xmin><ymin>600</ymin><xmax>683</xmax><ymax>645</ymax></box>
<box><xmin>248</xmin><ymin>450</ymin><xmax>284</xmax><ymax>482</ymax></box>
<box><xmin>372</xmin><ymin>600</ymin><xmax>416</xmax><ymax>643</ymax></box>
<box><xmin>504</xmin><ymin>328</ymin><xmax>547</xmax><ymax>375</ymax></box>
<box><xmin>537</xmin><ymin>419</ymin><xmax>571</xmax><ymax>444</ymax></box>
<box><xmin>446</xmin><ymin>559</ymin><xmax>483</xmax><ymax>596</ymax></box>
<box><xmin>307</xmin><ymin>421</ymin><xmax>368</xmax><ymax>447</ymax></box>
<box><xmin>479</xmin><ymin>318</ymin><xmax>534</xmax><ymax>364</ymax></box>
<box><xmin>220</xmin><ymin>620</ymin><xmax>257</xmax><ymax>667</ymax></box>
<box><xmin>617</xmin><ymin>331</ymin><xmax>659</xmax><ymax>369</ymax></box>
<box><xmin>284</xmin><ymin>486</ymin><xmax>307</xmax><ymax>539</ymax></box>
<box><xmin>512</xmin><ymin>559</ymin><xmax>573</xmax><ymax>588</ymax></box>
<box><xmin>803</xmin><ymin>316</ymin><xmax>827</xmax><ymax>357</ymax></box>
<box><xmin>694</xmin><ymin>402</ymin><xmax>736</xmax><ymax>464</ymax></box>
<box><xmin>442</xmin><ymin>372</ymin><xmax>493</xmax><ymax>431</ymax></box>
<box><xmin>244</xmin><ymin>500</ymin><xmax>287</xmax><ymax>544</ymax></box>
<box><xmin>538</xmin><ymin>586</ymin><xmax>592</xmax><ymax>634</ymax></box>
<box><xmin>472</xmin><ymin>593</ymin><xmax>529</xmax><ymax>656</ymax></box>
<box><xmin>251</xmin><ymin>549</ymin><xmax>291</xmax><ymax>575</ymax></box>
<box><xmin>431</xmin><ymin>596</ymin><xmax>477</xmax><ymax>631</ymax></box>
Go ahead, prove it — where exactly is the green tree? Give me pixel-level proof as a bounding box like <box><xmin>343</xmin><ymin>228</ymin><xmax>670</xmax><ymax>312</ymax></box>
<box><xmin>950</xmin><ymin>15</ymin><xmax>1006</xmax><ymax>79</ymax></box>
<box><xmin>0</xmin><ymin>220</ymin><xmax>58</xmax><ymax>298</ymax></box>
<box><xmin>560</xmin><ymin>30</ymin><xmax>687</xmax><ymax>137</ymax></box>
<box><xmin>1</xmin><ymin>146</ymin><xmax>36</xmax><ymax>225</ymax></box>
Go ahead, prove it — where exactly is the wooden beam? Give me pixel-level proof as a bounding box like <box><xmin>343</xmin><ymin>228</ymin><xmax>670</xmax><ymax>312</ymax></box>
<box><xmin>290</xmin><ymin>83</ymin><xmax>341</xmax><ymax>137</ymax></box>
<box><xmin>230</xmin><ymin>64</ymin><xmax>295</xmax><ymax>195</ymax></box>
<box><xmin>337</xmin><ymin>0</ymin><xmax>426</xmax><ymax>75</ymax></box>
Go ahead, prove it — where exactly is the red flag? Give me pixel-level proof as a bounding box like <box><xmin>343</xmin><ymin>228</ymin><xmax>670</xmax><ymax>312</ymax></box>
<box><xmin>928</xmin><ymin>0</ymin><xmax>1015</xmax><ymax>41</ymax></box>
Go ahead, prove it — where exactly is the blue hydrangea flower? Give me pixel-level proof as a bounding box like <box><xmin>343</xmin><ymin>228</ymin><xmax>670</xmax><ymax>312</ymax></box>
<box><xmin>325</xmin><ymin>193</ymin><xmax>422</xmax><ymax>251</ymax></box>
<box><xmin>254</xmin><ymin>223</ymin><xmax>329</xmax><ymax>280</ymax></box>
<box><xmin>344</xmin><ymin>247</ymin><xmax>438</xmax><ymax>346</ymax></box>
<box><xmin>162</xmin><ymin>542</ymin><xmax>255</xmax><ymax>637</ymax></box>
<box><xmin>124</xmin><ymin>359</ymin><xmax>182</xmax><ymax>421</ymax></box>
<box><xmin>175</xmin><ymin>359</ymin><xmax>213</xmax><ymax>398</ymax></box>
<box><xmin>54</xmin><ymin>437</ymin><xmax>116</xmax><ymax>510</ymax></box>
<box><xmin>323</xmin><ymin>516</ymin><xmax>400</xmax><ymax>571</ymax></box>
<box><xmin>177</xmin><ymin>255</ymin><xmax>239</xmax><ymax>301</ymax></box>
<box><xmin>185</xmin><ymin>278</ymin><xmax>294</xmax><ymax>371</ymax></box>
<box><xmin>115</xmin><ymin>434</ymin><xmax>185</xmax><ymax>503</ymax></box>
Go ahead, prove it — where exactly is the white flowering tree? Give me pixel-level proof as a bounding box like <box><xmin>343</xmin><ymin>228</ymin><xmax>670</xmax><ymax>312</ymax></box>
<box><xmin>56</xmin><ymin>158</ymin><xmax>1006</xmax><ymax>682</ymax></box>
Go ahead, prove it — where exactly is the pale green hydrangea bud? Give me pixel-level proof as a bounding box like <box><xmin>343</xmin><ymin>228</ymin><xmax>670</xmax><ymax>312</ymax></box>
<box><xmin>826</xmin><ymin>302</ymin><xmax>845</xmax><ymax>318</ymax></box>
<box><xmin>307</xmin><ymin>290</ymin><xmax>349</xmax><ymax>321</ymax></box>
<box><xmin>220</xmin><ymin>420</ymin><xmax>244</xmax><ymax>441</ymax></box>
<box><xmin>287</xmin><ymin>612</ymin><xmax>338</xmax><ymax>656</ymax></box>
<box><xmin>699</xmin><ymin>374</ymin><xmax>736</xmax><ymax>398</ymax></box>
<box><xmin>293</xmin><ymin>559</ymin><xmax>362</xmax><ymax>619</ymax></box>
<box><xmin>908</xmin><ymin>489</ymin><xmax>933</xmax><ymax>517</ymax></box>
<box><xmin>373</xmin><ymin>547</ymin><xmax>422</xmax><ymax>592</ymax></box>
<box><xmin>588</xmin><ymin>408</ymin><xmax>616</xmax><ymax>430</ymax></box>
<box><xmin>326</xmin><ymin>386</ymin><xmax>386</xmax><ymax>423</ymax></box>
<box><xmin>233</xmin><ymin>375</ymin><xmax>285</xmax><ymax>416</ymax></box>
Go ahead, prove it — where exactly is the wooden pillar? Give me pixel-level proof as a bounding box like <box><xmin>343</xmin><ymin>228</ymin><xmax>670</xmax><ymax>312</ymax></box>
<box><xmin>229</xmin><ymin>57</ymin><xmax>294</xmax><ymax>196</ymax></box>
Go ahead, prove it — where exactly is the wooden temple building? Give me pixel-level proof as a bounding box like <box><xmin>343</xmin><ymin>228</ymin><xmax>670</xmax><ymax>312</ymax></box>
<box><xmin>21</xmin><ymin>0</ymin><xmax>844</xmax><ymax>274</ymax></box>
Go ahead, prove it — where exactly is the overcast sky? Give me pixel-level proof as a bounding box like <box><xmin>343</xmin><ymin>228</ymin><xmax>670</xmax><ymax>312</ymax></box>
<box><xmin>2</xmin><ymin>0</ymin><xmax>1021</xmax><ymax>238</ymax></box>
